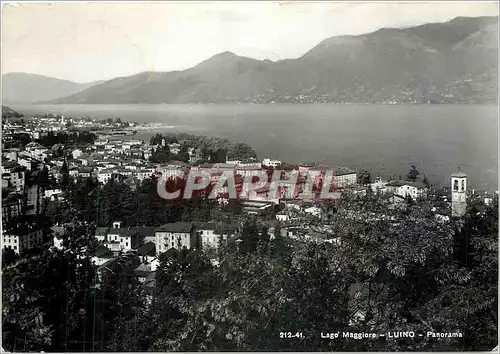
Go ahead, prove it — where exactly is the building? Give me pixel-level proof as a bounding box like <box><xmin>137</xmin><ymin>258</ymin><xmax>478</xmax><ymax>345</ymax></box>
<box><xmin>101</xmin><ymin>221</ymin><xmax>141</xmax><ymax>254</ymax></box>
<box><xmin>2</xmin><ymin>225</ymin><xmax>44</xmax><ymax>255</ymax></box>
<box><xmin>155</xmin><ymin>222</ymin><xmax>197</xmax><ymax>255</ymax></box>
<box><xmin>276</xmin><ymin>212</ymin><xmax>290</xmax><ymax>222</ymax></box>
<box><xmin>72</xmin><ymin>149</ymin><xmax>83</xmax><ymax>159</ymax></box>
<box><xmin>44</xmin><ymin>188</ymin><xmax>63</xmax><ymax>201</ymax></box>
<box><xmin>2</xmin><ymin>195</ymin><xmax>23</xmax><ymax>223</ymax></box>
<box><xmin>332</xmin><ymin>168</ymin><xmax>357</xmax><ymax>188</ymax></box>
<box><xmin>262</xmin><ymin>158</ymin><xmax>282</xmax><ymax>168</ymax></box>
<box><xmin>451</xmin><ymin>171</ymin><xmax>467</xmax><ymax>217</ymax></box>
<box><xmin>97</xmin><ymin>169</ymin><xmax>113</xmax><ymax>184</ymax></box>
<box><xmin>385</xmin><ymin>180</ymin><xmax>427</xmax><ymax>200</ymax></box>
<box><xmin>26</xmin><ymin>184</ymin><xmax>43</xmax><ymax>216</ymax></box>
<box><xmin>194</xmin><ymin>222</ymin><xmax>237</xmax><ymax>250</ymax></box>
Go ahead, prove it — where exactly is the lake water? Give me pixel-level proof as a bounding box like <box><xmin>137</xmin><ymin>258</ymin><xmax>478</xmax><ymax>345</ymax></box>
<box><xmin>10</xmin><ymin>104</ymin><xmax>498</xmax><ymax>190</ymax></box>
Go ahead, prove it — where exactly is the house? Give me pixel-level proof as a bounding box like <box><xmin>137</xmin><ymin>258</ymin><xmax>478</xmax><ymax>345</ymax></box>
<box><xmin>96</xmin><ymin>252</ymin><xmax>141</xmax><ymax>284</ymax></box>
<box><xmin>25</xmin><ymin>184</ymin><xmax>43</xmax><ymax>216</ymax></box>
<box><xmin>72</xmin><ymin>149</ymin><xmax>83</xmax><ymax>159</ymax></box>
<box><xmin>168</xmin><ymin>143</ymin><xmax>181</xmax><ymax>155</ymax></box>
<box><xmin>155</xmin><ymin>222</ymin><xmax>197</xmax><ymax>255</ymax></box>
<box><xmin>276</xmin><ymin>212</ymin><xmax>290</xmax><ymax>222</ymax></box>
<box><xmin>135</xmin><ymin>169</ymin><xmax>153</xmax><ymax>182</ymax></box>
<box><xmin>78</xmin><ymin>154</ymin><xmax>92</xmax><ymax>166</ymax></box>
<box><xmin>44</xmin><ymin>188</ymin><xmax>63</xmax><ymax>201</ymax></box>
<box><xmin>18</xmin><ymin>156</ymin><xmax>33</xmax><ymax>170</ymax></box>
<box><xmin>304</xmin><ymin>206</ymin><xmax>322</xmax><ymax>217</ymax></box>
<box><xmin>242</xmin><ymin>200</ymin><xmax>274</xmax><ymax>214</ymax></box>
<box><xmin>1</xmin><ymin>160</ymin><xmax>19</xmax><ymax>174</ymax></box>
<box><xmin>69</xmin><ymin>167</ymin><xmax>79</xmax><ymax>177</ymax></box>
<box><xmin>386</xmin><ymin>180</ymin><xmax>427</xmax><ymax>199</ymax></box>
<box><xmin>3</xmin><ymin>168</ymin><xmax>25</xmax><ymax>192</ymax></box>
<box><xmin>332</xmin><ymin>168</ymin><xmax>357</xmax><ymax>188</ymax></box>
<box><xmin>2</xmin><ymin>225</ymin><xmax>44</xmax><ymax>255</ymax></box>
<box><xmin>98</xmin><ymin>169</ymin><xmax>113</xmax><ymax>184</ymax></box>
<box><xmin>95</xmin><ymin>227</ymin><xmax>109</xmax><ymax>242</ymax></box>
<box><xmin>226</xmin><ymin>159</ymin><xmax>241</xmax><ymax>165</ymax></box>
<box><xmin>238</xmin><ymin>160</ymin><xmax>261</xmax><ymax>169</ymax></box>
<box><xmin>102</xmin><ymin>221</ymin><xmax>141</xmax><ymax>254</ymax></box>
<box><xmin>236</xmin><ymin>165</ymin><xmax>263</xmax><ymax>178</ymax></box>
<box><xmin>78</xmin><ymin>167</ymin><xmax>94</xmax><ymax>178</ymax></box>
<box><xmin>262</xmin><ymin>158</ymin><xmax>282</xmax><ymax>168</ymax></box>
<box><xmin>194</xmin><ymin>222</ymin><xmax>237</xmax><ymax>250</ymax></box>
<box><xmin>2</xmin><ymin>195</ymin><xmax>23</xmax><ymax>223</ymax></box>
<box><xmin>370</xmin><ymin>177</ymin><xmax>388</xmax><ymax>194</ymax></box>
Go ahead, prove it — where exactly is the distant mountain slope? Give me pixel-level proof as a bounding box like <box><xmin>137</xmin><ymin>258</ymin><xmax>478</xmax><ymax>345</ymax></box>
<box><xmin>51</xmin><ymin>16</ymin><xmax>498</xmax><ymax>104</ymax></box>
<box><xmin>1</xmin><ymin>73</ymin><xmax>103</xmax><ymax>103</ymax></box>
<box><xmin>2</xmin><ymin>105</ymin><xmax>23</xmax><ymax>118</ymax></box>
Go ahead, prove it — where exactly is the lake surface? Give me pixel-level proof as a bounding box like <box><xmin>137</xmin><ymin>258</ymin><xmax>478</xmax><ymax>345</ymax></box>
<box><xmin>10</xmin><ymin>104</ymin><xmax>498</xmax><ymax>190</ymax></box>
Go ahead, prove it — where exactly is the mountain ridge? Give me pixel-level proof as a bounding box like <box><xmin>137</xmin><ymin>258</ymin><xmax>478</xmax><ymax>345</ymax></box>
<box><xmin>10</xmin><ymin>15</ymin><xmax>499</xmax><ymax>104</ymax></box>
<box><xmin>1</xmin><ymin>72</ymin><xmax>104</xmax><ymax>104</ymax></box>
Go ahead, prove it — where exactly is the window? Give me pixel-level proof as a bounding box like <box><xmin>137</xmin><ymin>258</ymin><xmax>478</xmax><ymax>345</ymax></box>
<box><xmin>453</xmin><ymin>180</ymin><xmax>458</xmax><ymax>191</ymax></box>
<box><xmin>461</xmin><ymin>180</ymin><xmax>465</xmax><ymax>191</ymax></box>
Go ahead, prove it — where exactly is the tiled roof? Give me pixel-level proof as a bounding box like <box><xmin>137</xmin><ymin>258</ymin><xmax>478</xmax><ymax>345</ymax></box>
<box><xmin>156</xmin><ymin>222</ymin><xmax>193</xmax><ymax>233</ymax></box>
<box><xmin>95</xmin><ymin>227</ymin><xmax>109</xmax><ymax>236</ymax></box>
<box><xmin>106</xmin><ymin>227</ymin><xmax>139</xmax><ymax>237</ymax></box>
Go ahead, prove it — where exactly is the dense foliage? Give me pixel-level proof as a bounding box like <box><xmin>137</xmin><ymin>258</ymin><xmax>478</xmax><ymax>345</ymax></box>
<box><xmin>150</xmin><ymin>133</ymin><xmax>257</xmax><ymax>163</ymax></box>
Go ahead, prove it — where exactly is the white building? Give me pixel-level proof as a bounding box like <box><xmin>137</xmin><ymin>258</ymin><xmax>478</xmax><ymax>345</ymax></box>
<box><xmin>385</xmin><ymin>180</ymin><xmax>427</xmax><ymax>200</ymax></box>
<box><xmin>332</xmin><ymin>170</ymin><xmax>357</xmax><ymax>188</ymax></box>
<box><xmin>98</xmin><ymin>170</ymin><xmax>113</xmax><ymax>184</ymax></box>
<box><xmin>451</xmin><ymin>171</ymin><xmax>467</xmax><ymax>217</ymax></box>
<box><xmin>276</xmin><ymin>212</ymin><xmax>290</xmax><ymax>222</ymax></box>
<box><xmin>72</xmin><ymin>149</ymin><xmax>83</xmax><ymax>159</ymax></box>
<box><xmin>195</xmin><ymin>222</ymin><xmax>237</xmax><ymax>250</ymax></box>
<box><xmin>155</xmin><ymin>223</ymin><xmax>196</xmax><ymax>255</ymax></box>
<box><xmin>2</xmin><ymin>226</ymin><xmax>44</xmax><ymax>254</ymax></box>
<box><xmin>100</xmin><ymin>221</ymin><xmax>140</xmax><ymax>253</ymax></box>
<box><xmin>262</xmin><ymin>158</ymin><xmax>282</xmax><ymax>168</ymax></box>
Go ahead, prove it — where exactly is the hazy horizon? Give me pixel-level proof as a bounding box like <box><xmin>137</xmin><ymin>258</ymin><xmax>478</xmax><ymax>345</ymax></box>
<box><xmin>2</xmin><ymin>1</ymin><xmax>498</xmax><ymax>83</ymax></box>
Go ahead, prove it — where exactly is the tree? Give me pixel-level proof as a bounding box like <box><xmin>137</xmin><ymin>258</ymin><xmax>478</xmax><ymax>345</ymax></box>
<box><xmin>423</xmin><ymin>175</ymin><xmax>430</xmax><ymax>187</ymax></box>
<box><xmin>406</xmin><ymin>165</ymin><xmax>420</xmax><ymax>182</ymax></box>
<box><xmin>2</xmin><ymin>222</ymin><xmax>97</xmax><ymax>352</ymax></box>
<box><xmin>358</xmin><ymin>169</ymin><xmax>371</xmax><ymax>185</ymax></box>
<box><xmin>60</xmin><ymin>161</ymin><xmax>70</xmax><ymax>190</ymax></box>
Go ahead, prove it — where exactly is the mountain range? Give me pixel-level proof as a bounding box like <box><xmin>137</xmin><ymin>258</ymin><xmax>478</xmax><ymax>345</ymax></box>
<box><xmin>1</xmin><ymin>73</ymin><xmax>103</xmax><ymax>104</ymax></box>
<box><xmin>2</xmin><ymin>16</ymin><xmax>498</xmax><ymax>104</ymax></box>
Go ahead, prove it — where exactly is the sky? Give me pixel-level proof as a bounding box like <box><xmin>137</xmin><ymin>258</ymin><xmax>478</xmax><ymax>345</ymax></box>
<box><xmin>1</xmin><ymin>1</ymin><xmax>498</xmax><ymax>83</ymax></box>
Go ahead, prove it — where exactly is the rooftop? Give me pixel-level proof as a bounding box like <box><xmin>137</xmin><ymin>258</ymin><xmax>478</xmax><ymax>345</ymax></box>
<box><xmin>157</xmin><ymin>222</ymin><xmax>193</xmax><ymax>233</ymax></box>
<box><xmin>451</xmin><ymin>171</ymin><xmax>468</xmax><ymax>178</ymax></box>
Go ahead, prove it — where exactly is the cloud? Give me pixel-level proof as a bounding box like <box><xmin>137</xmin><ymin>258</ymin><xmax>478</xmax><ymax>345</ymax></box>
<box><xmin>2</xmin><ymin>2</ymin><xmax>497</xmax><ymax>82</ymax></box>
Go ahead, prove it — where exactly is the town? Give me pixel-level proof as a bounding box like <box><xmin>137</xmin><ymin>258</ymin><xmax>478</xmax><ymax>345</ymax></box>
<box><xmin>1</xmin><ymin>107</ymin><xmax>498</xmax><ymax>352</ymax></box>
<box><xmin>4</xmin><ymin>109</ymin><xmax>497</xmax><ymax>257</ymax></box>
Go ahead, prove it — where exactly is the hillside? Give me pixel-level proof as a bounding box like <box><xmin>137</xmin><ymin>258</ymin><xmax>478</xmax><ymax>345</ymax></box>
<box><xmin>50</xmin><ymin>16</ymin><xmax>497</xmax><ymax>104</ymax></box>
<box><xmin>2</xmin><ymin>105</ymin><xmax>23</xmax><ymax>118</ymax></box>
<box><xmin>1</xmin><ymin>73</ymin><xmax>103</xmax><ymax>103</ymax></box>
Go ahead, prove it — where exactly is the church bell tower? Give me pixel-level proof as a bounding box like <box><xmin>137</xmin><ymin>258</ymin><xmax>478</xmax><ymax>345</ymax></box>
<box><xmin>451</xmin><ymin>171</ymin><xmax>467</xmax><ymax>217</ymax></box>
